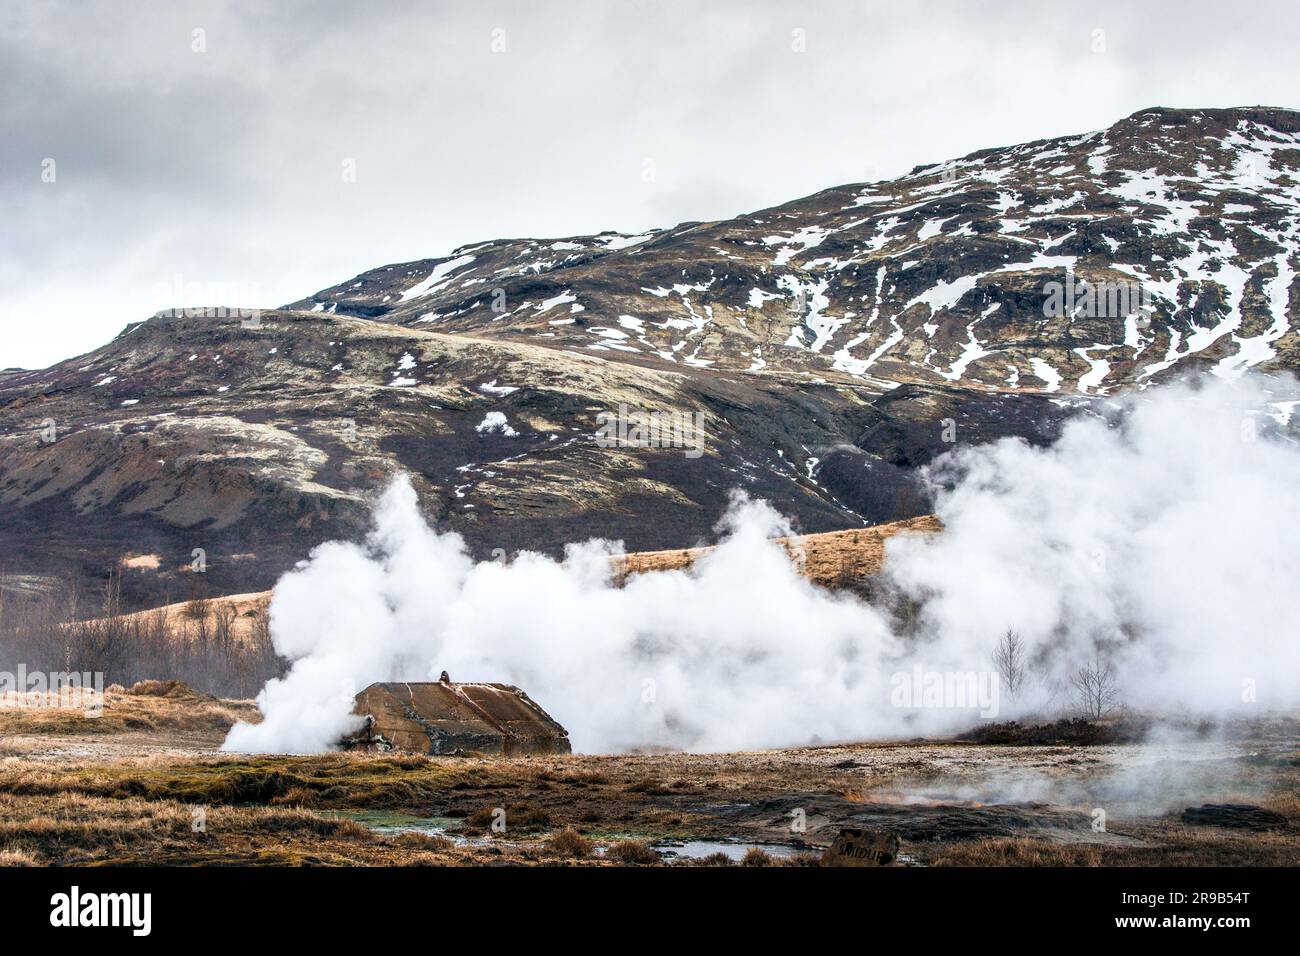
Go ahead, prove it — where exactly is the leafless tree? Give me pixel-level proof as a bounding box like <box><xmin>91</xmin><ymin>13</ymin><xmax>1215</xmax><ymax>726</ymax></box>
<box><xmin>183</xmin><ymin>596</ymin><xmax>211</xmax><ymax>622</ymax></box>
<box><xmin>0</xmin><ymin>568</ymin><xmax>285</xmax><ymax>699</ymax></box>
<box><xmin>1072</xmin><ymin>658</ymin><xmax>1120</xmax><ymax>719</ymax></box>
<box><xmin>993</xmin><ymin>628</ymin><xmax>1026</xmax><ymax>698</ymax></box>
<box><xmin>212</xmin><ymin>603</ymin><xmax>237</xmax><ymax>648</ymax></box>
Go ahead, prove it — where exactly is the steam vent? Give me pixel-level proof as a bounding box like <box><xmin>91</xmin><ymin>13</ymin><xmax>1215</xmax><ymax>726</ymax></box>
<box><xmin>344</xmin><ymin>680</ymin><xmax>572</xmax><ymax>756</ymax></box>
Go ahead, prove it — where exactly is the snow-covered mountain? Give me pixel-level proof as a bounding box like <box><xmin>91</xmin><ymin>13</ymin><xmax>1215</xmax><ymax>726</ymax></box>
<box><xmin>2</xmin><ymin>106</ymin><xmax>1298</xmax><ymax>609</ymax></box>
<box><xmin>290</xmin><ymin>106</ymin><xmax>1300</xmax><ymax>394</ymax></box>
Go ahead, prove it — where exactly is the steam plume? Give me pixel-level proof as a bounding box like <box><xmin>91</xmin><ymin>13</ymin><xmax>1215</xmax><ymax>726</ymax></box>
<box><xmin>224</xmin><ymin>375</ymin><xmax>1300</xmax><ymax>754</ymax></box>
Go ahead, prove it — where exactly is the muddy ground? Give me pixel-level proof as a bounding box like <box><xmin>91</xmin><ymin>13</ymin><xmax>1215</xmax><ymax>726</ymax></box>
<box><xmin>0</xmin><ymin>689</ymin><xmax>1297</xmax><ymax>866</ymax></box>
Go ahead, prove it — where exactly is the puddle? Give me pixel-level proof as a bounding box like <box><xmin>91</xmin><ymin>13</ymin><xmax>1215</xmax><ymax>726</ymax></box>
<box><xmin>343</xmin><ymin>813</ymin><xmax>836</xmax><ymax>863</ymax></box>
<box><xmin>336</xmin><ymin>810</ymin><xmax>489</xmax><ymax>846</ymax></box>
<box><xmin>652</xmin><ymin>839</ymin><xmax>804</xmax><ymax>862</ymax></box>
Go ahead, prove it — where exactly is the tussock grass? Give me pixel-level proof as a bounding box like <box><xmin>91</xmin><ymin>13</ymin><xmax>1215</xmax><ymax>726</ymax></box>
<box><xmin>930</xmin><ymin>838</ymin><xmax>1104</xmax><ymax>866</ymax></box>
<box><xmin>544</xmin><ymin>827</ymin><xmax>592</xmax><ymax>858</ymax></box>
<box><xmin>1107</xmin><ymin>826</ymin><xmax>1300</xmax><ymax>866</ymax></box>
<box><xmin>389</xmin><ymin>830</ymin><xmax>456</xmax><ymax>853</ymax></box>
<box><xmin>606</xmin><ymin>839</ymin><xmax>660</xmax><ymax>865</ymax></box>
<box><xmin>929</xmin><ymin>825</ymin><xmax>1300</xmax><ymax>866</ymax></box>
<box><xmin>0</xmin><ymin>790</ymin><xmax>379</xmax><ymax>865</ymax></box>
<box><xmin>0</xmin><ymin>846</ymin><xmax>39</xmax><ymax>866</ymax></box>
<box><xmin>0</xmin><ymin>752</ymin><xmax>467</xmax><ymax>811</ymax></box>
<box><xmin>1259</xmin><ymin>791</ymin><xmax>1300</xmax><ymax>819</ymax></box>
<box><xmin>558</xmin><ymin>771</ymin><xmax>609</xmax><ymax>787</ymax></box>
<box><xmin>464</xmin><ymin>801</ymin><xmax>550</xmax><ymax>834</ymax></box>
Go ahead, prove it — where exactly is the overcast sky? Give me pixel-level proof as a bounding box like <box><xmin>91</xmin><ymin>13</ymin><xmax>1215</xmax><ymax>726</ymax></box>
<box><xmin>3</xmin><ymin>0</ymin><xmax>1298</xmax><ymax>369</ymax></box>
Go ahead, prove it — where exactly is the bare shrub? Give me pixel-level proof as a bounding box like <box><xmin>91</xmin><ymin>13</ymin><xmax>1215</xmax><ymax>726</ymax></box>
<box><xmin>1072</xmin><ymin>658</ymin><xmax>1120</xmax><ymax>719</ymax></box>
<box><xmin>182</xmin><ymin>597</ymin><xmax>211</xmax><ymax>621</ymax></box>
<box><xmin>544</xmin><ymin>827</ymin><xmax>592</xmax><ymax>858</ymax></box>
<box><xmin>693</xmin><ymin>851</ymin><xmax>734</xmax><ymax>866</ymax></box>
<box><xmin>993</xmin><ymin>628</ymin><xmax>1026</xmax><ymax>698</ymax></box>
<box><xmin>606</xmin><ymin>839</ymin><xmax>660</xmax><ymax>865</ymax></box>
<box><xmin>779</xmin><ymin>852</ymin><xmax>823</xmax><ymax>867</ymax></box>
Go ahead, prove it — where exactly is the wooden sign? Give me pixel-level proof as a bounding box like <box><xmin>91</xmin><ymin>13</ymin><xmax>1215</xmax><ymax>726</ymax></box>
<box><xmin>822</xmin><ymin>828</ymin><xmax>900</xmax><ymax>867</ymax></box>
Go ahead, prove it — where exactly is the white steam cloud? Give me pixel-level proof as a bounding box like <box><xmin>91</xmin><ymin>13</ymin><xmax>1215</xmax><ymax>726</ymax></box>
<box><xmin>224</xmin><ymin>376</ymin><xmax>1300</xmax><ymax>754</ymax></box>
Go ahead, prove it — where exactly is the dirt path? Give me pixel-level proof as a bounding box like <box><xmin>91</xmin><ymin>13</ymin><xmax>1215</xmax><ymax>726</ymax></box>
<box><xmin>0</xmin><ymin>729</ymin><xmax>229</xmax><ymax>762</ymax></box>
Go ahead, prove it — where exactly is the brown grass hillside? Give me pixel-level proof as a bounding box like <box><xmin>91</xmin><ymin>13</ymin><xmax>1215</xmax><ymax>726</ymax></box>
<box><xmin>106</xmin><ymin>592</ymin><xmax>270</xmax><ymax>645</ymax></box>
<box><xmin>613</xmin><ymin>514</ymin><xmax>942</xmax><ymax>588</ymax></box>
<box><xmin>90</xmin><ymin>516</ymin><xmax>943</xmax><ymax>640</ymax></box>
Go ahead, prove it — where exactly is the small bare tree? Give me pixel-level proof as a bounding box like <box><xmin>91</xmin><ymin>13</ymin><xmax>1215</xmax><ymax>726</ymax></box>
<box><xmin>1072</xmin><ymin>658</ymin><xmax>1119</xmax><ymax>719</ymax></box>
<box><xmin>183</xmin><ymin>596</ymin><xmax>211</xmax><ymax>622</ymax></box>
<box><xmin>993</xmin><ymin>628</ymin><xmax>1026</xmax><ymax>698</ymax></box>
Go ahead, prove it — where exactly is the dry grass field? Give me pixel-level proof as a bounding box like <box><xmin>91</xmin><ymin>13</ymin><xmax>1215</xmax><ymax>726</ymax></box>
<box><xmin>2</xmin><ymin>521</ymin><xmax>1293</xmax><ymax>868</ymax></box>
<box><xmin>0</xmin><ymin>680</ymin><xmax>259</xmax><ymax>737</ymax></box>
<box><xmin>0</xmin><ymin>688</ymin><xmax>1296</xmax><ymax>866</ymax></box>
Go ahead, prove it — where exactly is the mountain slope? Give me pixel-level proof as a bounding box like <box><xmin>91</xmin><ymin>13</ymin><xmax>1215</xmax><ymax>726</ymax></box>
<box><xmin>3</xmin><ymin>307</ymin><xmax>1041</xmax><ymax>607</ymax></box>
<box><xmin>289</xmin><ymin>106</ymin><xmax>1300</xmax><ymax>394</ymax></box>
<box><xmin>3</xmin><ymin>106</ymin><xmax>1298</xmax><ymax>610</ymax></box>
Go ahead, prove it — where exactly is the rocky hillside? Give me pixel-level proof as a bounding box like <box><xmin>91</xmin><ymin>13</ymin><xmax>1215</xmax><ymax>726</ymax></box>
<box><xmin>2</xmin><ymin>106</ymin><xmax>1297</xmax><ymax>610</ymax></box>
<box><xmin>290</xmin><ymin>106</ymin><xmax>1300</xmax><ymax>393</ymax></box>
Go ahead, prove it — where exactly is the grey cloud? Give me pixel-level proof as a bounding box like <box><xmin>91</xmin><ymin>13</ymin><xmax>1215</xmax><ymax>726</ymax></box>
<box><xmin>2</xmin><ymin>0</ymin><xmax>1297</xmax><ymax>368</ymax></box>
